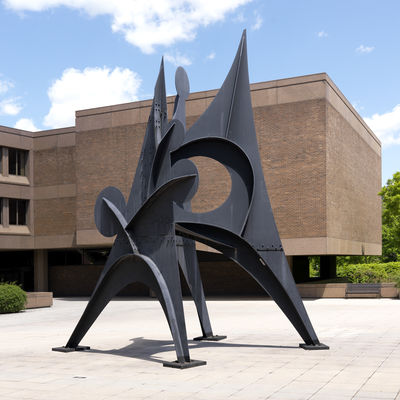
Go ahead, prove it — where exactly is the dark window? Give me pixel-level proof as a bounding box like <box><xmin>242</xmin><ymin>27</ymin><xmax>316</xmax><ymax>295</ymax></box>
<box><xmin>0</xmin><ymin>148</ymin><xmax>2</xmax><ymax>174</ymax></box>
<box><xmin>9</xmin><ymin>199</ymin><xmax>28</xmax><ymax>225</ymax></box>
<box><xmin>8</xmin><ymin>148</ymin><xmax>27</xmax><ymax>176</ymax></box>
<box><xmin>8</xmin><ymin>148</ymin><xmax>16</xmax><ymax>174</ymax></box>
<box><xmin>0</xmin><ymin>198</ymin><xmax>2</xmax><ymax>225</ymax></box>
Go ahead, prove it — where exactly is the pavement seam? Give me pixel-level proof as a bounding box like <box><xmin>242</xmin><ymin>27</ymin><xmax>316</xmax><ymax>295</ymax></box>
<box><xmin>351</xmin><ymin>337</ymin><xmax>400</xmax><ymax>400</ymax></box>
<box><xmin>306</xmin><ymin>353</ymin><xmax>361</xmax><ymax>399</ymax></box>
<box><xmin>263</xmin><ymin>359</ymin><xmax>321</xmax><ymax>399</ymax></box>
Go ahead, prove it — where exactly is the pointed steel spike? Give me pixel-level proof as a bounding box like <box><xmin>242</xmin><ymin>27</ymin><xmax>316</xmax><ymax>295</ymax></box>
<box><xmin>153</xmin><ymin>57</ymin><xmax>168</xmax><ymax>146</ymax></box>
<box><xmin>183</xmin><ymin>29</ymin><xmax>246</xmax><ymax>141</ymax></box>
<box><xmin>181</xmin><ymin>29</ymin><xmax>280</xmax><ymax>248</ymax></box>
<box><xmin>126</xmin><ymin>57</ymin><xmax>168</xmax><ymax>219</ymax></box>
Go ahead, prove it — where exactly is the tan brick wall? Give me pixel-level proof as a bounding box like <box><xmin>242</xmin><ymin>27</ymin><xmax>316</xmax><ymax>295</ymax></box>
<box><xmin>74</xmin><ymin>96</ymin><xmax>380</xmax><ymax>252</ymax></box>
<box><xmin>255</xmin><ymin>99</ymin><xmax>327</xmax><ymax>239</ymax></box>
<box><xmin>75</xmin><ymin>124</ymin><xmax>146</xmax><ymax>231</ymax></box>
<box><xmin>188</xmin><ymin>156</ymin><xmax>231</xmax><ymax>213</ymax></box>
<box><xmin>184</xmin><ymin>115</ymin><xmax>232</xmax><ymax>213</ymax></box>
<box><xmin>63</xmin><ymin>76</ymin><xmax>381</xmax><ymax>255</ymax></box>
<box><xmin>34</xmin><ymin>197</ymin><xmax>76</xmax><ymax>235</ymax></box>
<box><xmin>185</xmin><ymin>100</ymin><xmax>327</xmax><ymax>233</ymax></box>
<box><xmin>0</xmin><ymin>74</ymin><xmax>381</xmax><ymax>256</ymax></box>
<box><xmin>34</xmin><ymin>147</ymin><xmax>75</xmax><ymax>186</ymax></box>
<box><xmin>326</xmin><ymin>103</ymin><xmax>381</xmax><ymax>248</ymax></box>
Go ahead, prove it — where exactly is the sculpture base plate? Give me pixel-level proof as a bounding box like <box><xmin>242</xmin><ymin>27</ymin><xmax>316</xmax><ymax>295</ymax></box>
<box><xmin>52</xmin><ymin>346</ymin><xmax>90</xmax><ymax>353</ymax></box>
<box><xmin>299</xmin><ymin>343</ymin><xmax>329</xmax><ymax>350</ymax></box>
<box><xmin>193</xmin><ymin>335</ymin><xmax>227</xmax><ymax>341</ymax></box>
<box><xmin>163</xmin><ymin>359</ymin><xmax>206</xmax><ymax>369</ymax></box>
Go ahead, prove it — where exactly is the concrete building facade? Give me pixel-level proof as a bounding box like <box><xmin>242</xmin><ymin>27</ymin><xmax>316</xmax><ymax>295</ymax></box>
<box><xmin>0</xmin><ymin>73</ymin><xmax>382</xmax><ymax>295</ymax></box>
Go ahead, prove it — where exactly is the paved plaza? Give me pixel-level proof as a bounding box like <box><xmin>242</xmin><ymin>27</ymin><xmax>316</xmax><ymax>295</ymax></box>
<box><xmin>1</xmin><ymin>297</ymin><xmax>399</xmax><ymax>400</ymax></box>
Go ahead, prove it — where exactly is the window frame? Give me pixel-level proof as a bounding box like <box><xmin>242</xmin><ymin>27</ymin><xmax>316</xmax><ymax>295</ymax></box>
<box><xmin>8</xmin><ymin>147</ymin><xmax>28</xmax><ymax>177</ymax></box>
<box><xmin>8</xmin><ymin>198</ymin><xmax>28</xmax><ymax>226</ymax></box>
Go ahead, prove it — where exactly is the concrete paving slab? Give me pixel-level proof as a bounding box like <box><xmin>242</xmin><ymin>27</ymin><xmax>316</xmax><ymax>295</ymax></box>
<box><xmin>0</xmin><ymin>298</ymin><xmax>399</xmax><ymax>399</ymax></box>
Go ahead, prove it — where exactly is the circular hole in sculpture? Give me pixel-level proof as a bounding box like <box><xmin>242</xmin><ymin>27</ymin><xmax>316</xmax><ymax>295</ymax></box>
<box><xmin>189</xmin><ymin>156</ymin><xmax>232</xmax><ymax>213</ymax></box>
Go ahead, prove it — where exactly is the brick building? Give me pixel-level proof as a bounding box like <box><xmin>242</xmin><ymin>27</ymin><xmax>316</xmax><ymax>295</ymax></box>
<box><xmin>0</xmin><ymin>73</ymin><xmax>382</xmax><ymax>296</ymax></box>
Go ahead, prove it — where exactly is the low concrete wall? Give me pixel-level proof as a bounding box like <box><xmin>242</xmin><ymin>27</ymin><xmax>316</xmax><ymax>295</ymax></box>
<box><xmin>297</xmin><ymin>283</ymin><xmax>399</xmax><ymax>299</ymax></box>
<box><xmin>380</xmin><ymin>283</ymin><xmax>399</xmax><ymax>298</ymax></box>
<box><xmin>26</xmin><ymin>292</ymin><xmax>53</xmax><ymax>309</ymax></box>
<box><xmin>297</xmin><ymin>283</ymin><xmax>347</xmax><ymax>298</ymax></box>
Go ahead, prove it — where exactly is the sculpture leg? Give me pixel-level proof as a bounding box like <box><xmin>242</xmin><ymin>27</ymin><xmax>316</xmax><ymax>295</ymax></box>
<box><xmin>231</xmin><ymin>249</ymin><xmax>328</xmax><ymax>349</ymax></box>
<box><xmin>177</xmin><ymin>237</ymin><xmax>226</xmax><ymax>341</ymax></box>
<box><xmin>53</xmin><ymin>255</ymin><xmax>206</xmax><ymax>366</ymax></box>
<box><xmin>176</xmin><ymin>224</ymin><xmax>328</xmax><ymax>350</ymax></box>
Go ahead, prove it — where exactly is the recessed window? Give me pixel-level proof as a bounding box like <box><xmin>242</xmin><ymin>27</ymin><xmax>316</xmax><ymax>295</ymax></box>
<box><xmin>8</xmin><ymin>148</ymin><xmax>28</xmax><ymax>176</ymax></box>
<box><xmin>0</xmin><ymin>198</ymin><xmax>2</xmax><ymax>225</ymax></box>
<box><xmin>9</xmin><ymin>199</ymin><xmax>28</xmax><ymax>226</ymax></box>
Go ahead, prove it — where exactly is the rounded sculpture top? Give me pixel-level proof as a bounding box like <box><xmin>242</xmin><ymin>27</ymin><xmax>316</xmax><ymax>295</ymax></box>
<box><xmin>175</xmin><ymin>67</ymin><xmax>190</xmax><ymax>100</ymax></box>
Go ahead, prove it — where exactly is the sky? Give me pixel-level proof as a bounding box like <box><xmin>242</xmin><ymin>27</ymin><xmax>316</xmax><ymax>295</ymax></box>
<box><xmin>0</xmin><ymin>0</ymin><xmax>399</xmax><ymax>185</ymax></box>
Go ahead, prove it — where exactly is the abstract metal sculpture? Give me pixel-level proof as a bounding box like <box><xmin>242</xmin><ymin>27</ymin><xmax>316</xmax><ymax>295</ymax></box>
<box><xmin>53</xmin><ymin>31</ymin><xmax>328</xmax><ymax>369</ymax></box>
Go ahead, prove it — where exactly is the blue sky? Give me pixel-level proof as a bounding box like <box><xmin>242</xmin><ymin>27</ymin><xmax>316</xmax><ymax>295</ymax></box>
<box><xmin>0</xmin><ymin>0</ymin><xmax>399</xmax><ymax>185</ymax></box>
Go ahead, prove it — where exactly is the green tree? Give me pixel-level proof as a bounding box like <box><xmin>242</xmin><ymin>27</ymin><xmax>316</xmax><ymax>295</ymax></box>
<box><xmin>379</xmin><ymin>171</ymin><xmax>400</xmax><ymax>262</ymax></box>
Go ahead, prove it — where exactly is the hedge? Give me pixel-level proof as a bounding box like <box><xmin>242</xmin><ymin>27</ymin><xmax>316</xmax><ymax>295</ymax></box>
<box><xmin>337</xmin><ymin>262</ymin><xmax>400</xmax><ymax>284</ymax></box>
<box><xmin>0</xmin><ymin>282</ymin><xmax>27</xmax><ymax>314</ymax></box>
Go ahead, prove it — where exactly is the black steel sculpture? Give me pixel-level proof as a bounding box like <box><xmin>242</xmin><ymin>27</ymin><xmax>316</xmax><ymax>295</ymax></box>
<box><xmin>53</xmin><ymin>31</ymin><xmax>328</xmax><ymax>369</ymax></box>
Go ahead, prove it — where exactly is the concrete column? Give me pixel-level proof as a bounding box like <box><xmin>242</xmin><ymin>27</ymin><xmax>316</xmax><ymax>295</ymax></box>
<box><xmin>292</xmin><ymin>256</ymin><xmax>310</xmax><ymax>283</ymax></box>
<box><xmin>3</xmin><ymin>198</ymin><xmax>9</xmax><ymax>227</ymax></box>
<box><xmin>286</xmin><ymin>256</ymin><xmax>294</xmax><ymax>273</ymax></box>
<box><xmin>34</xmin><ymin>249</ymin><xmax>48</xmax><ymax>292</ymax></box>
<box><xmin>2</xmin><ymin>147</ymin><xmax>9</xmax><ymax>176</ymax></box>
<box><xmin>320</xmin><ymin>255</ymin><xmax>336</xmax><ymax>280</ymax></box>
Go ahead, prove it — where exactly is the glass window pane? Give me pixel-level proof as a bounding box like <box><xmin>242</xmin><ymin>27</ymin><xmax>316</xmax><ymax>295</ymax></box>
<box><xmin>0</xmin><ymin>198</ymin><xmax>2</xmax><ymax>225</ymax></box>
<box><xmin>18</xmin><ymin>200</ymin><xmax>27</xmax><ymax>225</ymax></box>
<box><xmin>9</xmin><ymin>148</ymin><xmax>17</xmax><ymax>175</ymax></box>
<box><xmin>8</xmin><ymin>148</ymin><xmax>27</xmax><ymax>176</ymax></box>
<box><xmin>9</xmin><ymin>198</ymin><xmax>17</xmax><ymax>225</ymax></box>
<box><xmin>17</xmin><ymin>151</ymin><xmax>26</xmax><ymax>176</ymax></box>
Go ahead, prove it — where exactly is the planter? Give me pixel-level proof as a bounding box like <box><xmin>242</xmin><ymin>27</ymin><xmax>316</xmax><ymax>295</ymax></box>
<box><xmin>26</xmin><ymin>292</ymin><xmax>53</xmax><ymax>309</ymax></box>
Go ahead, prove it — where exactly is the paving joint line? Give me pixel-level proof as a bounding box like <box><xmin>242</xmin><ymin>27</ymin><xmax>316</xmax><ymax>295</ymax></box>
<box><xmin>351</xmin><ymin>338</ymin><xmax>400</xmax><ymax>400</ymax></box>
<box><xmin>264</xmin><ymin>360</ymin><xmax>321</xmax><ymax>399</ymax></box>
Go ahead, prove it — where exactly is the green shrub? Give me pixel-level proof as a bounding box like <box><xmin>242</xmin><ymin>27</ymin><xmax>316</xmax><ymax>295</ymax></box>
<box><xmin>0</xmin><ymin>282</ymin><xmax>27</xmax><ymax>313</ymax></box>
<box><xmin>337</xmin><ymin>262</ymin><xmax>400</xmax><ymax>284</ymax></box>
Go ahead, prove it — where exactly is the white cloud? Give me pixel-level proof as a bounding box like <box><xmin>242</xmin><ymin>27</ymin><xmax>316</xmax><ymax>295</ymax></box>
<box><xmin>4</xmin><ymin>0</ymin><xmax>252</xmax><ymax>54</ymax></box>
<box><xmin>233</xmin><ymin>12</ymin><xmax>245</xmax><ymax>23</ymax></box>
<box><xmin>0</xmin><ymin>98</ymin><xmax>22</xmax><ymax>115</ymax></box>
<box><xmin>43</xmin><ymin>66</ymin><xmax>141</xmax><ymax>128</ymax></box>
<box><xmin>0</xmin><ymin>79</ymin><xmax>13</xmax><ymax>94</ymax></box>
<box><xmin>206</xmin><ymin>52</ymin><xmax>216</xmax><ymax>60</ymax></box>
<box><xmin>251</xmin><ymin>11</ymin><xmax>262</xmax><ymax>31</ymax></box>
<box><xmin>364</xmin><ymin>104</ymin><xmax>400</xmax><ymax>146</ymax></box>
<box><xmin>14</xmin><ymin>118</ymin><xmax>38</xmax><ymax>131</ymax></box>
<box><xmin>317</xmin><ymin>30</ymin><xmax>328</xmax><ymax>38</ymax></box>
<box><xmin>356</xmin><ymin>44</ymin><xmax>374</xmax><ymax>54</ymax></box>
<box><xmin>165</xmin><ymin>52</ymin><xmax>192</xmax><ymax>66</ymax></box>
